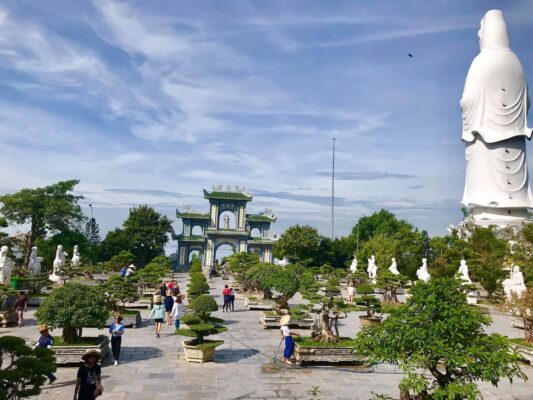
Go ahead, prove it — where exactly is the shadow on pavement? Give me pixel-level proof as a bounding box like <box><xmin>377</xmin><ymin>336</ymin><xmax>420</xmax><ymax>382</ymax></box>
<box><xmin>214</xmin><ymin>348</ymin><xmax>260</xmax><ymax>363</ymax></box>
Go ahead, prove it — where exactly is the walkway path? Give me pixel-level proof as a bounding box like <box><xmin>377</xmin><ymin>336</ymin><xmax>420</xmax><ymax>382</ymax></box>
<box><xmin>2</xmin><ymin>273</ymin><xmax>531</xmax><ymax>399</ymax></box>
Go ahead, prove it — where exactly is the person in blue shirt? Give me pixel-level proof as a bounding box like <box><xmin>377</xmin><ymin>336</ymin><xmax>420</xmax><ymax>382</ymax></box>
<box><xmin>119</xmin><ymin>266</ymin><xmax>127</xmax><ymax>277</ymax></box>
<box><xmin>108</xmin><ymin>315</ymin><xmax>125</xmax><ymax>366</ymax></box>
<box><xmin>34</xmin><ymin>325</ymin><xmax>57</xmax><ymax>384</ymax></box>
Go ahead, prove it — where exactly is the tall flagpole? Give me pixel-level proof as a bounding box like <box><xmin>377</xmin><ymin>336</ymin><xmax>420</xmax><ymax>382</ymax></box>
<box><xmin>331</xmin><ymin>138</ymin><xmax>336</xmax><ymax>240</ymax></box>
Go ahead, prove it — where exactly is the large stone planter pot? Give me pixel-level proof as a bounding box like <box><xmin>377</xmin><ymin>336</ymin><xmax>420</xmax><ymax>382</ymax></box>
<box><xmin>105</xmin><ymin>310</ymin><xmax>142</xmax><ymax>328</ymax></box>
<box><xmin>52</xmin><ymin>336</ymin><xmax>110</xmax><ymax>366</ymax></box>
<box><xmin>10</xmin><ymin>277</ymin><xmax>29</xmax><ymax>289</ymax></box>
<box><xmin>181</xmin><ymin>339</ymin><xmax>221</xmax><ymax>363</ymax></box>
<box><xmin>359</xmin><ymin>315</ymin><xmax>382</xmax><ymax>327</ymax></box>
<box><xmin>0</xmin><ymin>309</ymin><xmax>17</xmax><ymax>327</ymax></box>
<box><xmin>294</xmin><ymin>343</ymin><xmax>366</xmax><ymax>366</ymax></box>
<box><xmin>244</xmin><ymin>298</ymin><xmax>274</xmax><ymax>311</ymax></box>
<box><xmin>259</xmin><ymin>312</ymin><xmax>314</xmax><ymax>329</ymax></box>
<box><xmin>513</xmin><ymin>343</ymin><xmax>533</xmax><ymax>365</ymax></box>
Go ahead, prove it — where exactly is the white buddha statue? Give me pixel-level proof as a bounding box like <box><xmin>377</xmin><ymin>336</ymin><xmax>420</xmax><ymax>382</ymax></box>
<box><xmin>461</xmin><ymin>10</ymin><xmax>533</xmax><ymax>226</ymax></box>
<box><xmin>367</xmin><ymin>255</ymin><xmax>377</xmax><ymax>283</ymax></box>
<box><xmin>457</xmin><ymin>259</ymin><xmax>472</xmax><ymax>284</ymax></box>
<box><xmin>0</xmin><ymin>246</ymin><xmax>14</xmax><ymax>285</ymax></box>
<box><xmin>349</xmin><ymin>255</ymin><xmax>358</xmax><ymax>273</ymax></box>
<box><xmin>28</xmin><ymin>246</ymin><xmax>43</xmax><ymax>276</ymax></box>
<box><xmin>71</xmin><ymin>245</ymin><xmax>81</xmax><ymax>268</ymax></box>
<box><xmin>416</xmin><ymin>258</ymin><xmax>430</xmax><ymax>283</ymax></box>
<box><xmin>52</xmin><ymin>245</ymin><xmax>68</xmax><ymax>275</ymax></box>
<box><xmin>389</xmin><ymin>257</ymin><xmax>400</xmax><ymax>275</ymax></box>
<box><xmin>502</xmin><ymin>265</ymin><xmax>527</xmax><ymax>299</ymax></box>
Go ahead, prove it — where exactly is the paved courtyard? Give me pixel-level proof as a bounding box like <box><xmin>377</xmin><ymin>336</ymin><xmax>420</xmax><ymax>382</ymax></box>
<box><xmin>2</xmin><ymin>273</ymin><xmax>532</xmax><ymax>400</ymax></box>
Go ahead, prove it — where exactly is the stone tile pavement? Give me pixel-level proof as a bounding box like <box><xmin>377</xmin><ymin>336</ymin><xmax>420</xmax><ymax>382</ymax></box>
<box><xmin>1</xmin><ymin>273</ymin><xmax>532</xmax><ymax>399</ymax></box>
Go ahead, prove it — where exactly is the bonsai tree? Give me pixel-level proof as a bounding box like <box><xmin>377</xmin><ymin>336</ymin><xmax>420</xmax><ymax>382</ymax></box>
<box><xmin>176</xmin><ymin>294</ymin><xmax>226</xmax><ymax>348</ymax></box>
<box><xmin>36</xmin><ymin>282</ymin><xmax>109</xmax><ymax>343</ymax></box>
<box><xmin>101</xmin><ymin>274</ymin><xmax>139</xmax><ymax>313</ymax></box>
<box><xmin>0</xmin><ymin>286</ymin><xmax>17</xmax><ymax>310</ymax></box>
<box><xmin>355</xmin><ymin>278</ymin><xmax>526</xmax><ymax>400</ymax></box>
<box><xmin>262</xmin><ymin>264</ymin><xmax>302</xmax><ymax>310</ymax></box>
<box><xmin>110</xmin><ymin>250</ymin><xmax>135</xmax><ymax>272</ymax></box>
<box><xmin>188</xmin><ymin>278</ymin><xmax>210</xmax><ymax>299</ymax></box>
<box><xmin>0</xmin><ymin>336</ymin><xmax>56</xmax><ymax>400</ymax></box>
<box><xmin>376</xmin><ymin>270</ymin><xmax>408</xmax><ymax>304</ymax></box>
<box><xmin>225</xmin><ymin>252</ymin><xmax>260</xmax><ymax>286</ymax></box>
<box><xmin>356</xmin><ymin>284</ymin><xmax>381</xmax><ymax>319</ymax></box>
<box><xmin>502</xmin><ymin>288</ymin><xmax>533</xmax><ymax>343</ymax></box>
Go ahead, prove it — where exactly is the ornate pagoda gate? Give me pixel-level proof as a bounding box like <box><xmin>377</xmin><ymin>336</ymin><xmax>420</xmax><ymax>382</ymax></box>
<box><xmin>174</xmin><ymin>187</ymin><xmax>276</xmax><ymax>270</ymax></box>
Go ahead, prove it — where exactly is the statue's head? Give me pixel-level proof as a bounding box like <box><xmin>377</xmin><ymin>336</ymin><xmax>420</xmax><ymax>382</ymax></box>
<box><xmin>31</xmin><ymin>246</ymin><xmax>38</xmax><ymax>254</ymax></box>
<box><xmin>74</xmin><ymin>245</ymin><xmax>78</xmax><ymax>250</ymax></box>
<box><xmin>460</xmin><ymin>259</ymin><xmax>467</xmax><ymax>266</ymax></box>
<box><xmin>479</xmin><ymin>10</ymin><xmax>510</xmax><ymax>51</ymax></box>
<box><xmin>392</xmin><ymin>258</ymin><xmax>396</xmax><ymax>262</ymax></box>
<box><xmin>513</xmin><ymin>265</ymin><xmax>521</xmax><ymax>273</ymax></box>
<box><xmin>0</xmin><ymin>246</ymin><xmax>7</xmax><ymax>255</ymax></box>
<box><xmin>422</xmin><ymin>258</ymin><xmax>427</xmax><ymax>264</ymax></box>
<box><xmin>57</xmin><ymin>245</ymin><xmax>63</xmax><ymax>251</ymax></box>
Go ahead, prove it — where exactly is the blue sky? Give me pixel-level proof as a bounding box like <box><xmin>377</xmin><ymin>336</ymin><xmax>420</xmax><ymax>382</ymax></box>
<box><xmin>1</xmin><ymin>0</ymin><xmax>533</xmax><ymax>251</ymax></box>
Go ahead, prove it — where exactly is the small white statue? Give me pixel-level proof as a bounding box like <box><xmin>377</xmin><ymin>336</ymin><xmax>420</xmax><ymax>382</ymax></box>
<box><xmin>502</xmin><ymin>265</ymin><xmax>527</xmax><ymax>300</ymax></box>
<box><xmin>275</xmin><ymin>258</ymin><xmax>289</xmax><ymax>267</ymax></box>
<box><xmin>52</xmin><ymin>245</ymin><xmax>68</xmax><ymax>274</ymax></box>
<box><xmin>389</xmin><ymin>258</ymin><xmax>400</xmax><ymax>275</ymax></box>
<box><xmin>28</xmin><ymin>246</ymin><xmax>43</xmax><ymax>276</ymax></box>
<box><xmin>223</xmin><ymin>215</ymin><xmax>230</xmax><ymax>229</ymax></box>
<box><xmin>349</xmin><ymin>255</ymin><xmax>358</xmax><ymax>273</ymax></box>
<box><xmin>367</xmin><ymin>255</ymin><xmax>377</xmax><ymax>282</ymax></box>
<box><xmin>416</xmin><ymin>258</ymin><xmax>430</xmax><ymax>283</ymax></box>
<box><xmin>71</xmin><ymin>245</ymin><xmax>81</xmax><ymax>268</ymax></box>
<box><xmin>0</xmin><ymin>245</ymin><xmax>14</xmax><ymax>285</ymax></box>
<box><xmin>457</xmin><ymin>259</ymin><xmax>472</xmax><ymax>284</ymax></box>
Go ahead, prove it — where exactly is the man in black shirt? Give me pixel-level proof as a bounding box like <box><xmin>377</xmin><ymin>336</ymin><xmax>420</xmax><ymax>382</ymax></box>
<box><xmin>159</xmin><ymin>281</ymin><xmax>167</xmax><ymax>297</ymax></box>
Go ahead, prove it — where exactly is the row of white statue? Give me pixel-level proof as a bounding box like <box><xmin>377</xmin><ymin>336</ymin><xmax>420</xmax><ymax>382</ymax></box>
<box><xmin>0</xmin><ymin>244</ymin><xmax>81</xmax><ymax>285</ymax></box>
<box><xmin>349</xmin><ymin>254</ymin><xmax>526</xmax><ymax>299</ymax></box>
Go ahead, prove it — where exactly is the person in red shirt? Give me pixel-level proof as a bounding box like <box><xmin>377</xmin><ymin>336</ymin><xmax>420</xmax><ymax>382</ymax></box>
<box><xmin>222</xmin><ymin>285</ymin><xmax>231</xmax><ymax>312</ymax></box>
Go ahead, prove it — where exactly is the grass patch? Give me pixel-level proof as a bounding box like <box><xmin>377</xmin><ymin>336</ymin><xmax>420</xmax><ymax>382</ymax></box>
<box><xmin>510</xmin><ymin>338</ymin><xmax>533</xmax><ymax>349</ymax></box>
<box><xmin>247</xmin><ymin>295</ymin><xmax>258</xmax><ymax>301</ymax></box>
<box><xmin>53</xmin><ymin>336</ymin><xmax>104</xmax><ymax>347</ymax></box>
<box><xmin>295</xmin><ymin>336</ymin><xmax>357</xmax><ymax>347</ymax></box>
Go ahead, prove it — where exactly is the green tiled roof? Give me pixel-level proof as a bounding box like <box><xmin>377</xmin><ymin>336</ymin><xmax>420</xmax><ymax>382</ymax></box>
<box><xmin>246</xmin><ymin>214</ymin><xmax>277</xmax><ymax>222</ymax></box>
<box><xmin>203</xmin><ymin>189</ymin><xmax>252</xmax><ymax>201</ymax></box>
<box><xmin>248</xmin><ymin>238</ymin><xmax>276</xmax><ymax>245</ymax></box>
<box><xmin>176</xmin><ymin>211</ymin><xmax>209</xmax><ymax>220</ymax></box>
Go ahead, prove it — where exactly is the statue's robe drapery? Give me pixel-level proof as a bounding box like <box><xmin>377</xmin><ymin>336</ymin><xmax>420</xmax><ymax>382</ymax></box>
<box><xmin>461</xmin><ymin>10</ymin><xmax>533</xmax><ymax>213</ymax></box>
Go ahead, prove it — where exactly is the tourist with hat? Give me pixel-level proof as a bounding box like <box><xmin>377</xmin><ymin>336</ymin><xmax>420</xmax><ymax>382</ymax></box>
<box><xmin>108</xmin><ymin>314</ymin><xmax>125</xmax><ymax>366</ymax></box>
<box><xmin>279</xmin><ymin>315</ymin><xmax>300</xmax><ymax>364</ymax></box>
<box><xmin>34</xmin><ymin>325</ymin><xmax>57</xmax><ymax>384</ymax></box>
<box><xmin>148</xmin><ymin>295</ymin><xmax>165</xmax><ymax>338</ymax></box>
<box><xmin>74</xmin><ymin>349</ymin><xmax>103</xmax><ymax>400</ymax></box>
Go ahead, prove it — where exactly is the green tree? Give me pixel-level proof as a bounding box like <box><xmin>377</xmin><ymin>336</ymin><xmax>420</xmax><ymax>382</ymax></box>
<box><xmin>36</xmin><ymin>282</ymin><xmax>109</xmax><ymax>343</ymax></box>
<box><xmin>468</xmin><ymin>227</ymin><xmax>509</xmax><ymax>298</ymax></box>
<box><xmin>101</xmin><ymin>275</ymin><xmax>139</xmax><ymax>313</ymax></box>
<box><xmin>110</xmin><ymin>250</ymin><xmax>135</xmax><ymax>270</ymax></box>
<box><xmin>274</xmin><ymin>225</ymin><xmax>326</xmax><ymax>268</ymax></box>
<box><xmin>0</xmin><ymin>336</ymin><xmax>56</xmax><ymax>400</ymax></box>
<box><xmin>428</xmin><ymin>235</ymin><xmax>470</xmax><ymax>279</ymax></box>
<box><xmin>0</xmin><ymin>180</ymin><xmax>83</xmax><ymax>269</ymax></box>
<box><xmin>351</xmin><ymin>209</ymin><xmax>408</xmax><ymax>243</ymax></box>
<box><xmin>355</xmin><ymin>278</ymin><xmax>526</xmax><ymax>399</ymax></box>
<box><xmin>84</xmin><ymin>217</ymin><xmax>101</xmax><ymax>264</ymax></box>
<box><xmin>100</xmin><ymin>205</ymin><xmax>172</xmax><ymax>266</ymax></box>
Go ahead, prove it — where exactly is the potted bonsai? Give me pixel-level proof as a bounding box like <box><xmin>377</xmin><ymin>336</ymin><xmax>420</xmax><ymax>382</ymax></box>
<box><xmin>101</xmin><ymin>274</ymin><xmax>141</xmax><ymax>328</ymax></box>
<box><xmin>176</xmin><ymin>294</ymin><xmax>226</xmax><ymax>363</ymax></box>
<box><xmin>35</xmin><ymin>282</ymin><xmax>110</xmax><ymax>364</ymax></box>
<box><xmin>356</xmin><ymin>283</ymin><xmax>382</xmax><ymax>327</ymax></box>
<box><xmin>0</xmin><ymin>285</ymin><xmax>18</xmax><ymax>327</ymax></box>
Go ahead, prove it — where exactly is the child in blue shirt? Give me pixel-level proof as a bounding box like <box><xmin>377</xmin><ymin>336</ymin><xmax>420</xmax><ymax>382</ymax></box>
<box><xmin>109</xmin><ymin>315</ymin><xmax>125</xmax><ymax>366</ymax></box>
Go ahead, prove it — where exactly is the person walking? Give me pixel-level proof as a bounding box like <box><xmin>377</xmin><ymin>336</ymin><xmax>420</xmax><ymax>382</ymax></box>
<box><xmin>149</xmin><ymin>295</ymin><xmax>165</xmax><ymax>338</ymax></box>
<box><xmin>164</xmin><ymin>289</ymin><xmax>174</xmax><ymax>325</ymax></box>
<box><xmin>279</xmin><ymin>315</ymin><xmax>300</xmax><ymax>364</ymax></box>
<box><xmin>74</xmin><ymin>350</ymin><xmax>103</xmax><ymax>400</ymax></box>
<box><xmin>14</xmin><ymin>291</ymin><xmax>27</xmax><ymax>327</ymax></box>
<box><xmin>229</xmin><ymin>285</ymin><xmax>236</xmax><ymax>312</ymax></box>
<box><xmin>222</xmin><ymin>284</ymin><xmax>231</xmax><ymax>312</ymax></box>
<box><xmin>159</xmin><ymin>281</ymin><xmax>167</xmax><ymax>297</ymax></box>
<box><xmin>34</xmin><ymin>325</ymin><xmax>57</xmax><ymax>384</ymax></box>
<box><xmin>108</xmin><ymin>315</ymin><xmax>124</xmax><ymax>366</ymax></box>
<box><xmin>170</xmin><ymin>294</ymin><xmax>185</xmax><ymax>329</ymax></box>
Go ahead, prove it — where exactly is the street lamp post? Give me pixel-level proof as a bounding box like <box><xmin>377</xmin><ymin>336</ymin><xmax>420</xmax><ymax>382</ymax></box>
<box><xmin>88</xmin><ymin>203</ymin><xmax>93</xmax><ymax>265</ymax></box>
<box><xmin>331</xmin><ymin>138</ymin><xmax>336</xmax><ymax>240</ymax></box>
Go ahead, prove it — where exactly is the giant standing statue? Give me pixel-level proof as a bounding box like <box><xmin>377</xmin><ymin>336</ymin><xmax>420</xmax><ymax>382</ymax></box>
<box><xmin>461</xmin><ymin>10</ymin><xmax>533</xmax><ymax>226</ymax></box>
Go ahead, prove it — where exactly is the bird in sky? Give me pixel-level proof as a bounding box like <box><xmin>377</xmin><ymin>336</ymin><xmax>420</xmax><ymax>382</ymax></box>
<box><xmin>408</xmin><ymin>53</ymin><xmax>414</xmax><ymax>57</ymax></box>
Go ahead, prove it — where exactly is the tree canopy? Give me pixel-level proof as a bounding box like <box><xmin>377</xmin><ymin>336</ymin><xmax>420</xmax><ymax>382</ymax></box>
<box><xmin>273</xmin><ymin>224</ymin><xmax>328</xmax><ymax>268</ymax></box>
<box><xmin>0</xmin><ymin>180</ymin><xmax>83</xmax><ymax>268</ymax></box>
